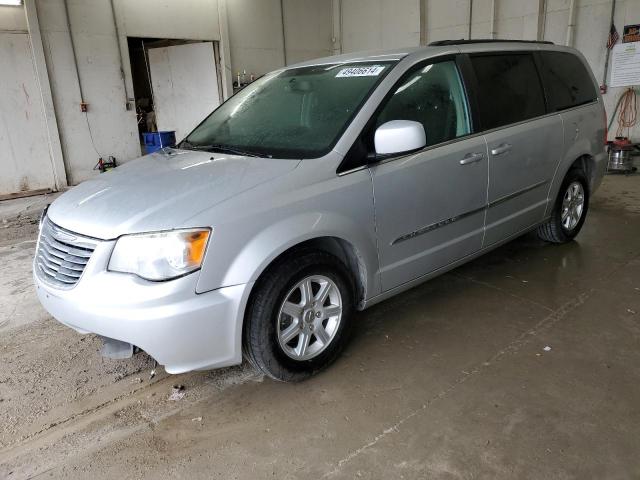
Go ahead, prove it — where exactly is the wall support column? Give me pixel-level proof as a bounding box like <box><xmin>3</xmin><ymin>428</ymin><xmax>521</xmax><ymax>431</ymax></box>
<box><xmin>468</xmin><ymin>0</ymin><xmax>473</xmax><ymax>39</ymax></box>
<box><xmin>537</xmin><ymin>0</ymin><xmax>547</xmax><ymax>40</ymax></box>
<box><xmin>420</xmin><ymin>0</ymin><xmax>427</xmax><ymax>45</ymax></box>
<box><xmin>490</xmin><ymin>0</ymin><xmax>497</xmax><ymax>39</ymax></box>
<box><xmin>331</xmin><ymin>0</ymin><xmax>342</xmax><ymax>54</ymax></box>
<box><xmin>280</xmin><ymin>0</ymin><xmax>287</xmax><ymax>66</ymax></box>
<box><xmin>24</xmin><ymin>0</ymin><xmax>67</xmax><ymax>190</ymax></box>
<box><xmin>565</xmin><ymin>0</ymin><xmax>577</xmax><ymax>46</ymax></box>
<box><xmin>217</xmin><ymin>0</ymin><xmax>233</xmax><ymax>100</ymax></box>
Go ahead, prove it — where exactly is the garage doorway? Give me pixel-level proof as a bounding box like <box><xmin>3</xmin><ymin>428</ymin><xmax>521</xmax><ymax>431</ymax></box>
<box><xmin>127</xmin><ymin>38</ymin><xmax>223</xmax><ymax>148</ymax></box>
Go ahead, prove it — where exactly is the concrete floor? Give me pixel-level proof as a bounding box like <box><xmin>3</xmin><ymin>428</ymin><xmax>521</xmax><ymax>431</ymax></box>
<box><xmin>0</xmin><ymin>175</ymin><xmax>639</xmax><ymax>479</ymax></box>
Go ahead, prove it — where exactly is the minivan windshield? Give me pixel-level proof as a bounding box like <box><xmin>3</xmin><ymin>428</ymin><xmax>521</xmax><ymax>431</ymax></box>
<box><xmin>182</xmin><ymin>61</ymin><xmax>397</xmax><ymax>159</ymax></box>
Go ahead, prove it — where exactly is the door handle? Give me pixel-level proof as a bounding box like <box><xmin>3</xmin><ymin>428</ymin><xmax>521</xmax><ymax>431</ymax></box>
<box><xmin>491</xmin><ymin>143</ymin><xmax>512</xmax><ymax>156</ymax></box>
<box><xmin>459</xmin><ymin>152</ymin><xmax>484</xmax><ymax>165</ymax></box>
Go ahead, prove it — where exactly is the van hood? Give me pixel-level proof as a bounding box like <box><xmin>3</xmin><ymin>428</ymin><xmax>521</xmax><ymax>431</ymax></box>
<box><xmin>47</xmin><ymin>150</ymin><xmax>301</xmax><ymax>239</ymax></box>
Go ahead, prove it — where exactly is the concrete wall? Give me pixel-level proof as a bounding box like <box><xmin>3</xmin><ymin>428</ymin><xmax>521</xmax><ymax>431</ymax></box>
<box><xmin>340</xmin><ymin>0</ymin><xmax>420</xmax><ymax>52</ymax></box>
<box><xmin>282</xmin><ymin>0</ymin><xmax>333</xmax><ymax>64</ymax></box>
<box><xmin>36</xmin><ymin>0</ymin><xmax>137</xmax><ymax>185</ymax></box>
<box><xmin>0</xmin><ymin>0</ymin><xmax>333</xmax><ymax>193</ymax></box>
<box><xmin>0</xmin><ymin>4</ymin><xmax>63</xmax><ymax>195</ymax></box>
<box><xmin>35</xmin><ymin>0</ymin><xmax>226</xmax><ymax>185</ymax></box>
<box><xmin>0</xmin><ymin>5</ymin><xmax>26</xmax><ymax>31</ymax></box>
<box><xmin>116</xmin><ymin>0</ymin><xmax>220</xmax><ymax>40</ymax></box>
<box><xmin>0</xmin><ymin>30</ymin><xmax>56</xmax><ymax>194</ymax></box>
<box><xmin>226</xmin><ymin>0</ymin><xmax>332</xmax><ymax>78</ymax></box>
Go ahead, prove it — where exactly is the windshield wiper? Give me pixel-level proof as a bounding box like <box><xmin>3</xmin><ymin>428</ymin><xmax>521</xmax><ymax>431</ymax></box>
<box><xmin>180</xmin><ymin>142</ymin><xmax>267</xmax><ymax>158</ymax></box>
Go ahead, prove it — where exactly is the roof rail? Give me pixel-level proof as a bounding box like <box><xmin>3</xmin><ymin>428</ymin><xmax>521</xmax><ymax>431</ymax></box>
<box><xmin>429</xmin><ymin>39</ymin><xmax>554</xmax><ymax>46</ymax></box>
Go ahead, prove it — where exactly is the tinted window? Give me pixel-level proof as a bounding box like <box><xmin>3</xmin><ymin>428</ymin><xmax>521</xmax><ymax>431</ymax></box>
<box><xmin>539</xmin><ymin>52</ymin><xmax>597</xmax><ymax>111</ymax></box>
<box><xmin>375</xmin><ymin>61</ymin><xmax>471</xmax><ymax>147</ymax></box>
<box><xmin>471</xmin><ymin>54</ymin><xmax>546</xmax><ymax>130</ymax></box>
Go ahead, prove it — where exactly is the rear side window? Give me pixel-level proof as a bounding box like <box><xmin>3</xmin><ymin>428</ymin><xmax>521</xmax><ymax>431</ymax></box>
<box><xmin>538</xmin><ymin>52</ymin><xmax>597</xmax><ymax>111</ymax></box>
<box><xmin>470</xmin><ymin>53</ymin><xmax>546</xmax><ymax>130</ymax></box>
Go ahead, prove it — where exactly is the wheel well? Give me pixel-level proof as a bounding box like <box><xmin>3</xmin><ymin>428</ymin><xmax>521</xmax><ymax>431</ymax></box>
<box><xmin>569</xmin><ymin>155</ymin><xmax>595</xmax><ymax>190</ymax></box>
<box><xmin>252</xmin><ymin>237</ymin><xmax>368</xmax><ymax>310</ymax></box>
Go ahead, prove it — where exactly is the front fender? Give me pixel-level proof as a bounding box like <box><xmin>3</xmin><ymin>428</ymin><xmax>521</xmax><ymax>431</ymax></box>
<box><xmin>221</xmin><ymin>211</ymin><xmax>380</xmax><ymax>297</ymax></box>
<box><xmin>194</xmin><ymin>166</ymin><xmax>380</xmax><ymax>299</ymax></box>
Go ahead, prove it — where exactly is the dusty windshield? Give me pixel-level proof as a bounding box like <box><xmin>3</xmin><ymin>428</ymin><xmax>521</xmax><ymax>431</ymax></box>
<box><xmin>182</xmin><ymin>62</ymin><xmax>396</xmax><ymax>159</ymax></box>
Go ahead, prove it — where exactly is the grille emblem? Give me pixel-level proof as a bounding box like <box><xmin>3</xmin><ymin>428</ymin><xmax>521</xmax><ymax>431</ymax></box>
<box><xmin>51</xmin><ymin>229</ymin><xmax>77</xmax><ymax>244</ymax></box>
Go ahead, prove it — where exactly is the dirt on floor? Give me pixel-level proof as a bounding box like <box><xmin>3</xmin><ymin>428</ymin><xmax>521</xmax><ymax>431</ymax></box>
<box><xmin>0</xmin><ymin>174</ymin><xmax>639</xmax><ymax>479</ymax></box>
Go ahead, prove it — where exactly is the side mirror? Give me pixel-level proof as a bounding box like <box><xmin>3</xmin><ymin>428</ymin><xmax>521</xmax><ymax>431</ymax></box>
<box><xmin>374</xmin><ymin>120</ymin><xmax>426</xmax><ymax>156</ymax></box>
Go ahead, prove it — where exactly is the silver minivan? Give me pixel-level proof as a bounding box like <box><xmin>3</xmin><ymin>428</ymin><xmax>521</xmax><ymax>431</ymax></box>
<box><xmin>34</xmin><ymin>40</ymin><xmax>607</xmax><ymax>381</ymax></box>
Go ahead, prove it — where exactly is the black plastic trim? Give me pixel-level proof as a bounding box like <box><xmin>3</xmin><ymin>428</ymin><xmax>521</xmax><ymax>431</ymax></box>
<box><xmin>391</xmin><ymin>179</ymin><xmax>550</xmax><ymax>245</ymax></box>
<box><xmin>429</xmin><ymin>39</ymin><xmax>554</xmax><ymax>46</ymax></box>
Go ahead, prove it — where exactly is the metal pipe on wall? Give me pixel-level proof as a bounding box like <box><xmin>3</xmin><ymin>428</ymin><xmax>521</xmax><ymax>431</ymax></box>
<box><xmin>280</xmin><ymin>0</ymin><xmax>287</xmax><ymax>66</ymax></box>
<box><xmin>490</xmin><ymin>0</ymin><xmax>497</xmax><ymax>39</ymax></box>
<box><xmin>468</xmin><ymin>0</ymin><xmax>473</xmax><ymax>39</ymax></box>
<box><xmin>108</xmin><ymin>0</ymin><xmax>132</xmax><ymax>110</ymax></box>
<box><xmin>565</xmin><ymin>0</ymin><xmax>577</xmax><ymax>46</ymax></box>
<box><xmin>62</xmin><ymin>0</ymin><xmax>85</xmax><ymax>104</ymax></box>
<box><xmin>419</xmin><ymin>0</ymin><xmax>427</xmax><ymax>46</ymax></box>
<box><xmin>602</xmin><ymin>0</ymin><xmax>617</xmax><ymax>90</ymax></box>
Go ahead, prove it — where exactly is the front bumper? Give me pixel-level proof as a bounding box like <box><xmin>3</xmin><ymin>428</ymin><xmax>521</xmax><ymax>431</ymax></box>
<box><xmin>34</xmin><ymin>244</ymin><xmax>253</xmax><ymax>373</ymax></box>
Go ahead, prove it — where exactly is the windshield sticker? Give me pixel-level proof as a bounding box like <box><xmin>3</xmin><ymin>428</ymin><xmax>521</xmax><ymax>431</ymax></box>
<box><xmin>336</xmin><ymin>65</ymin><xmax>385</xmax><ymax>77</ymax></box>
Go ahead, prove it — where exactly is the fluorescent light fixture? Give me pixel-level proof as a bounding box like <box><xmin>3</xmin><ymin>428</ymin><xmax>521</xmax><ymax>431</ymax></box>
<box><xmin>0</xmin><ymin>0</ymin><xmax>23</xmax><ymax>5</ymax></box>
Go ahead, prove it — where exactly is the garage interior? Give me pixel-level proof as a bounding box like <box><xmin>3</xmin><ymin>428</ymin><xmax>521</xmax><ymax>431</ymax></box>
<box><xmin>1</xmin><ymin>0</ymin><xmax>639</xmax><ymax>478</ymax></box>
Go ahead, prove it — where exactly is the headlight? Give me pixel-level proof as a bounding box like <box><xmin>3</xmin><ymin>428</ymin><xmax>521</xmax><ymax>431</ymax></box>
<box><xmin>108</xmin><ymin>229</ymin><xmax>211</xmax><ymax>281</ymax></box>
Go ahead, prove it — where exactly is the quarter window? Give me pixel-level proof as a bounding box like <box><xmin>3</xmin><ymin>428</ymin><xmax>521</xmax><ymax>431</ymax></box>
<box><xmin>470</xmin><ymin>54</ymin><xmax>546</xmax><ymax>130</ymax></box>
<box><xmin>375</xmin><ymin>61</ymin><xmax>471</xmax><ymax>147</ymax></box>
<box><xmin>538</xmin><ymin>51</ymin><xmax>598</xmax><ymax>111</ymax></box>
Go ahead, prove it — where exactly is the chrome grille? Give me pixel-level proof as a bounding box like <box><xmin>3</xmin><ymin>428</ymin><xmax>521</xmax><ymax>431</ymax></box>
<box><xmin>35</xmin><ymin>218</ymin><xmax>98</xmax><ymax>289</ymax></box>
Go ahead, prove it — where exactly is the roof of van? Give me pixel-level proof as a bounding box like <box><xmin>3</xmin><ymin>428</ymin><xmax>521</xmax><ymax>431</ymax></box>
<box><xmin>289</xmin><ymin>40</ymin><xmax>575</xmax><ymax>69</ymax></box>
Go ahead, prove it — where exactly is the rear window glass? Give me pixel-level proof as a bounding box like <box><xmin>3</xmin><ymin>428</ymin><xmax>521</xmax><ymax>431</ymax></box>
<box><xmin>538</xmin><ymin>51</ymin><xmax>597</xmax><ymax>111</ymax></box>
<box><xmin>470</xmin><ymin>53</ymin><xmax>546</xmax><ymax>130</ymax></box>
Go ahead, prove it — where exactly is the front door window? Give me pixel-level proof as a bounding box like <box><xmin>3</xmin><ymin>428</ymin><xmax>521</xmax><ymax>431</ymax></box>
<box><xmin>375</xmin><ymin>60</ymin><xmax>471</xmax><ymax>148</ymax></box>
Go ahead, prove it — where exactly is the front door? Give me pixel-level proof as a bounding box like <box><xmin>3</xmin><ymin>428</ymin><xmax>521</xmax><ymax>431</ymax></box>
<box><xmin>368</xmin><ymin>59</ymin><xmax>489</xmax><ymax>291</ymax></box>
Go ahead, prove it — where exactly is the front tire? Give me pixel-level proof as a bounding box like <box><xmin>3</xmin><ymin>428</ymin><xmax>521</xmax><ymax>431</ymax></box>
<box><xmin>537</xmin><ymin>168</ymin><xmax>589</xmax><ymax>244</ymax></box>
<box><xmin>243</xmin><ymin>250</ymin><xmax>355</xmax><ymax>382</ymax></box>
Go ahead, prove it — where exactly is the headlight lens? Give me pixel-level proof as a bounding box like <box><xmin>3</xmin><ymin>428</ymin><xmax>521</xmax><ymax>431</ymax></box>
<box><xmin>108</xmin><ymin>229</ymin><xmax>211</xmax><ymax>281</ymax></box>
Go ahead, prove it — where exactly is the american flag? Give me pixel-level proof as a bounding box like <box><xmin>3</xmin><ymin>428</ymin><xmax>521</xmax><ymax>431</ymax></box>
<box><xmin>607</xmin><ymin>24</ymin><xmax>619</xmax><ymax>49</ymax></box>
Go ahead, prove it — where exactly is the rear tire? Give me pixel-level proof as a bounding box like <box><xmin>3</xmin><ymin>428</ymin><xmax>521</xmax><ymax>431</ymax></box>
<box><xmin>537</xmin><ymin>168</ymin><xmax>589</xmax><ymax>244</ymax></box>
<box><xmin>243</xmin><ymin>249</ymin><xmax>355</xmax><ymax>382</ymax></box>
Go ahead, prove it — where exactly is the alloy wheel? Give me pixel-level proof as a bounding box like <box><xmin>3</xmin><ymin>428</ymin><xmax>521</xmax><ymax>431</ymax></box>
<box><xmin>561</xmin><ymin>181</ymin><xmax>585</xmax><ymax>231</ymax></box>
<box><xmin>276</xmin><ymin>275</ymin><xmax>343</xmax><ymax>361</ymax></box>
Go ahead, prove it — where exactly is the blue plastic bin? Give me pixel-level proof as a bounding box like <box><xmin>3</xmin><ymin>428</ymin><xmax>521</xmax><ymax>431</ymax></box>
<box><xmin>143</xmin><ymin>131</ymin><xmax>176</xmax><ymax>154</ymax></box>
